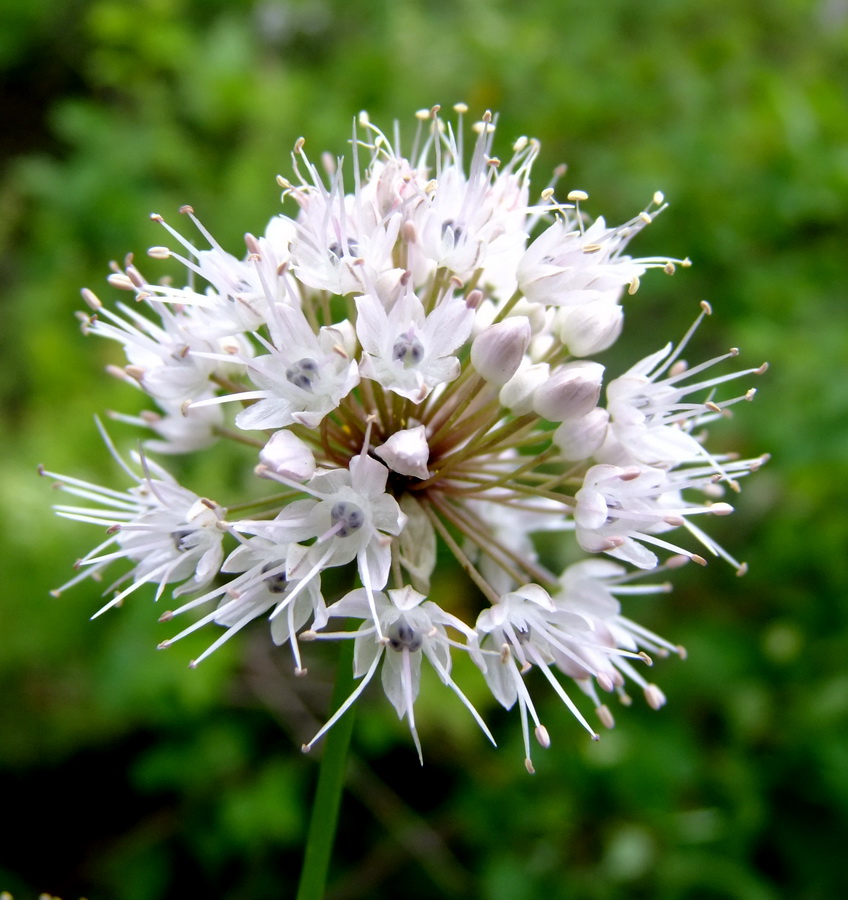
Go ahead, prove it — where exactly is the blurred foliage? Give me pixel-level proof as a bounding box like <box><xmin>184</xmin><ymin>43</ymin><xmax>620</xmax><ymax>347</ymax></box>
<box><xmin>2</xmin><ymin>0</ymin><xmax>847</xmax><ymax>897</ymax></box>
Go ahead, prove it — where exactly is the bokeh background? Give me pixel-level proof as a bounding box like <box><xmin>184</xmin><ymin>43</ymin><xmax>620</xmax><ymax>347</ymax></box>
<box><xmin>2</xmin><ymin>0</ymin><xmax>847</xmax><ymax>897</ymax></box>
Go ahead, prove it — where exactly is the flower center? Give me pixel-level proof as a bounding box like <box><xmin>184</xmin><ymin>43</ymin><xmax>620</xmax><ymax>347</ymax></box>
<box><xmin>392</xmin><ymin>331</ymin><xmax>425</xmax><ymax>368</ymax></box>
<box><xmin>387</xmin><ymin>617</ymin><xmax>422</xmax><ymax>652</ymax></box>
<box><xmin>330</xmin><ymin>501</ymin><xmax>365</xmax><ymax>537</ymax></box>
<box><xmin>286</xmin><ymin>357</ymin><xmax>320</xmax><ymax>392</ymax></box>
<box><xmin>261</xmin><ymin>561</ymin><xmax>288</xmax><ymax>593</ymax></box>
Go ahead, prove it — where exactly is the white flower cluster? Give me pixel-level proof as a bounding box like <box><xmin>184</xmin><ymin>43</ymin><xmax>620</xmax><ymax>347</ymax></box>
<box><xmin>43</xmin><ymin>106</ymin><xmax>768</xmax><ymax>772</ymax></box>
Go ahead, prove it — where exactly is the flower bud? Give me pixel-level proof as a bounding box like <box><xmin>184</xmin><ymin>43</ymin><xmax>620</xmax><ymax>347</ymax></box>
<box><xmin>374</xmin><ymin>425</ymin><xmax>430</xmax><ymax>480</ymax></box>
<box><xmin>471</xmin><ymin>317</ymin><xmax>532</xmax><ymax>385</ymax></box>
<box><xmin>499</xmin><ymin>362</ymin><xmax>550</xmax><ymax>414</ymax></box>
<box><xmin>553</xmin><ymin>407</ymin><xmax>610</xmax><ymax>460</ymax></box>
<box><xmin>533</xmin><ymin>361</ymin><xmax>604</xmax><ymax>422</ymax></box>
<box><xmin>556</xmin><ymin>300</ymin><xmax>624</xmax><ymax>357</ymax></box>
<box><xmin>260</xmin><ymin>430</ymin><xmax>316</xmax><ymax>481</ymax></box>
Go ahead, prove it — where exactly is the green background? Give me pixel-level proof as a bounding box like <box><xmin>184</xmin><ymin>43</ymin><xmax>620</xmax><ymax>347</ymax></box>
<box><xmin>2</xmin><ymin>0</ymin><xmax>846</xmax><ymax>897</ymax></box>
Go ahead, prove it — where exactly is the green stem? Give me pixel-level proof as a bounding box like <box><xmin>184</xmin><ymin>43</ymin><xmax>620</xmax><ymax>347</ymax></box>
<box><xmin>296</xmin><ymin>639</ymin><xmax>356</xmax><ymax>900</ymax></box>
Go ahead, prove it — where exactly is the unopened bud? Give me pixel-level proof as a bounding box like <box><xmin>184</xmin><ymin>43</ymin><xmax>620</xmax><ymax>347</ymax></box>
<box><xmin>533</xmin><ymin>361</ymin><xmax>604</xmax><ymax>422</ymax></box>
<box><xmin>471</xmin><ymin>317</ymin><xmax>532</xmax><ymax>385</ymax></box>
<box><xmin>374</xmin><ymin>425</ymin><xmax>430</xmax><ymax>480</ymax></box>
<box><xmin>499</xmin><ymin>362</ymin><xmax>550</xmax><ymax>414</ymax></box>
<box><xmin>259</xmin><ymin>430</ymin><xmax>316</xmax><ymax>481</ymax></box>
<box><xmin>557</xmin><ymin>300</ymin><xmax>624</xmax><ymax>357</ymax></box>
<box><xmin>553</xmin><ymin>407</ymin><xmax>609</xmax><ymax>460</ymax></box>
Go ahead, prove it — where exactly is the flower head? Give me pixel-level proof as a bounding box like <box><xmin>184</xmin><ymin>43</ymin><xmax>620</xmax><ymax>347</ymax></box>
<box><xmin>44</xmin><ymin>106</ymin><xmax>767</xmax><ymax>769</ymax></box>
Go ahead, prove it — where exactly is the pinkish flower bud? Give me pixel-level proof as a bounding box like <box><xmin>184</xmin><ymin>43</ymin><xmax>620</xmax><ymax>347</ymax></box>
<box><xmin>556</xmin><ymin>300</ymin><xmax>624</xmax><ymax>357</ymax></box>
<box><xmin>533</xmin><ymin>361</ymin><xmax>604</xmax><ymax>422</ymax></box>
<box><xmin>259</xmin><ymin>430</ymin><xmax>316</xmax><ymax>481</ymax></box>
<box><xmin>471</xmin><ymin>317</ymin><xmax>532</xmax><ymax>385</ymax></box>
<box><xmin>499</xmin><ymin>362</ymin><xmax>550</xmax><ymax>414</ymax></box>
<box><xmin>553</xmin><ymin>407</ymin><xmax>610</xmax><ymax>460</ymax></box>
<box><xmin>374</xmin><ymin>425</ymin><xmax>430</xmax><ymax>480</ymax></box>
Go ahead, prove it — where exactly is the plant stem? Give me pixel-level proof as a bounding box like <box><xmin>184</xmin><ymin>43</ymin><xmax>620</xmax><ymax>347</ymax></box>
<box><xmin>296</xmin><ymin>639</ymin><xmax>356</xmax><ymax>900</ymax></box>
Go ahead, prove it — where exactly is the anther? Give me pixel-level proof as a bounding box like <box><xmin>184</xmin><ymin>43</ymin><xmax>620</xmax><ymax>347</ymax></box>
<box><xmin>106</xmin><ymin>273</ymin><xmax>135</xmax><ymax>290</ymax></box>
<box><xmin>465</xmin><ymin>288</ymin><xmax>483</xmax><ymax>309</ymax></box>
<box><xmin>179</xmin><ymin>205</ymin><xmax>194</xmax><ymax>215</ymax></box>
<box><xmin>638</xmin><ymin>651</ymin><xmax>653</xmax><ymax>667</ymax></box>
<box><xmin>567</xmin><ymin>190</ymin><xmax>589</xmax><ymax>202</ymax></box>
<box><xmin>644</xmin><ymin>684</ymin><xmax>666</xmax><ymax>709</ymax></box>
<box><xmin>534</xmin><ymin>724</ymin><xmax>551</xmax><ymax>748</ymax></box>
<box><xmin>158</xmin><ymin>611</ymin><xmax>174</xmax><ymax>623</ymax></box>
<box><xmin>597</xmin><ymin>705</ymin><xmax>615</xmax><ymax>729</ymax></box>
<box><xmin>700</xmin><ymin>300</ymin><xmax>713</xmax><ymax>315</ymax></box>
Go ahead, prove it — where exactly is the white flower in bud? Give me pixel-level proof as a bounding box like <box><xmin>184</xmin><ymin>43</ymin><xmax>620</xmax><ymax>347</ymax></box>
<box><xmin>553</xmin><ymin>407</ymin><xmax>610</xmax><ymax>460</ymax></box>
<box><xmin>499</xmin><ymin>361</ymin><xmax>550</xmax><ymax>414</ymax></box>
<box><xmin>471</xmin><ymin>317</ymin><xmax>532</xmax><ymax>385</ymax></box>
<box><xmin>557</xmin><ymin>300</ymin><xmax>624</xmax><ymax>357</ymax></box>
<box><xmin>374</xmin><ymin>425</ymin><xmax>430</xmax><ymax>480</ymax></box>
<box><xmin>533</xmin><ymin>361</ymin><xmax>605</xmax><ymax>422</ymax></box>
<box><xmin>260</xmin><ymin>430</ymin><xmax>317</xmax><ymax>481</ymax></box>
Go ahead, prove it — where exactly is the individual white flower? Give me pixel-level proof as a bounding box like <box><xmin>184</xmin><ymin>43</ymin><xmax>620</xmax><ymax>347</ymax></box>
<box><xmin>42</xmin><ymin>442</ymin><xmax>226</xmax><ymax>613</ymax></box>
<box><xmin>157</xmin><ymin>533</ymin><xmax>327</xmax><ymax>674</ymax></box>
<box><xmin>475</xmin><ymin>584</ymin><xmax>602</xmax><ymax>773</ymax></box>
<box><xmin>552</xmin><ymin>559</ymin><xmax>683</xmax><ymax>723</ymax></box>
<box><xmin>191</xmin><ymin>302</ymin><xmax>360</xmax><ymax>430</ymax></box>
<box><xmin>574</xmin><ymin>463</ymin><xmax>738</xmax><ymax>569</ymax></box>
<box><xmin>599</xmin><ymin>303</ymin><xmax>768</xmax><ymax>481</ymax></box>
<box><xmin>303</xmin><ymin>585</ymin><xmax>494</xmax><ymax>761</ymax></box>
<box><xmin>518</xmin><ymin>194</ymin><xmax>682</xmax><ymax>308</ymax></box>
<box><xmin>250</xmin><ymin>444</ymin><xmax>407</xmax><ymax>635</ymax></box>
<box><xmin>80</xmin><ymin>291</ymin><xmax>233</xmax><ymax>406</ymax></box>
<box><xmin>356</xmin><ymin>287</ymin><xmax>474</xmax><ymax>401</ymax></box>
<box><xmin>142</xmin><ymin>208</ymin><xmax>298</xmax><ymax>335</ymax></box>
<box><xmin>284</xmin><ymin>138</ymin><xmax>405</xmax><ymax>296</ymax></box>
